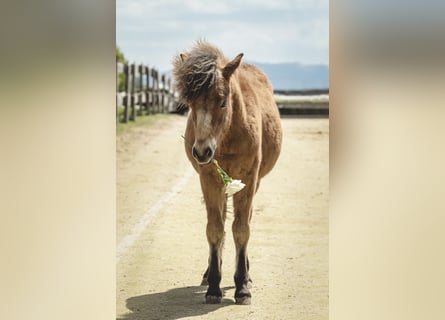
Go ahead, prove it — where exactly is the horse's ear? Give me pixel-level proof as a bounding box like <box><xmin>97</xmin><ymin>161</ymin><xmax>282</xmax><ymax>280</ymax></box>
<box><xmin>223</xmin><ymin>53</ymin><xmax>243</xmax><ymax>80</ymax></box>
<box><xmin>180</xmin><ymin>53</ymin><xmax>187</xmax><ymax>62</ymax></box>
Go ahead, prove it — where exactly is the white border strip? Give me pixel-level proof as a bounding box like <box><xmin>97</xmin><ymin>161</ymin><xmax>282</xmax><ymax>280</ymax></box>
<box><xmin>117</xmin><ymin>166</ymin><xmax>194</xmax><ymax>263</ymax></box>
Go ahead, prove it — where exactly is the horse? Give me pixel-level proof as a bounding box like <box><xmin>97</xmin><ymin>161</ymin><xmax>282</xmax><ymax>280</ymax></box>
<box><xmin>172</xmin><ymin>41</ymin><xmax>282</xmax><ymax>305</ymax></box>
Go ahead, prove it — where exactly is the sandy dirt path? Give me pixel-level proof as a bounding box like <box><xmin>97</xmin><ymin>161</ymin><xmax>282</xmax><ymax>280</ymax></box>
<box><xmin>117</xmin><ymin>114</ymin><xmax>328</xmax><ymax>319</ymax></box>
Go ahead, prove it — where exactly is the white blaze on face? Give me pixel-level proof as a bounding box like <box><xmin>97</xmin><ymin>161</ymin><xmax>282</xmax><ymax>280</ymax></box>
<box><xmin>193</xmin><ymin>108</ymin><xmax>217</xmax><ymax>157</ymax></box>
<box><xmin>195</xmin><ymin>109</ymin><xmax>212</xmax><ymax>137</ymax></box>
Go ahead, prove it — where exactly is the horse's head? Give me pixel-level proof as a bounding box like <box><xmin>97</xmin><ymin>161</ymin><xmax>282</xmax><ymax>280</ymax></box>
<box><xmin>173</xmin><ymin>44</ymin><xmax>243</xmax><ymax>165</ymax></box>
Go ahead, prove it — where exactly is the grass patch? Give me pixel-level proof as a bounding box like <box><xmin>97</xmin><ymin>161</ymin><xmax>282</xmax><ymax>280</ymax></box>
<box><xmin>116</xmin><ymin>106</ymin><xmax>171</xmax><ymax>136</ymax></box>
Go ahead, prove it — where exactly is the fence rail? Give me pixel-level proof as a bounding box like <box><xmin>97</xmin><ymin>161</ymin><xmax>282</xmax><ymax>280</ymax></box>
<box><xmin>116</xmin><ymin>62</ymin><xmax>178</xmax><ymax>123</ymax></box>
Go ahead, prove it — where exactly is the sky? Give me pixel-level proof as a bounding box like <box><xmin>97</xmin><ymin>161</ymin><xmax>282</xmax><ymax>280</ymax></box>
<box><xmin>116</xmin><ymin>0</ymin><xmax>328</xmax><ymax>72</ymax></box>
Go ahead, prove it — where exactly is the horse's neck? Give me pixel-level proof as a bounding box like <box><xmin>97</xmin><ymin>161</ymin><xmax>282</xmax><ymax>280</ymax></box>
<box><xmin>229</xmin><ymin>80</ymin><xmax>247</xmax><ymax>125</ymax></box>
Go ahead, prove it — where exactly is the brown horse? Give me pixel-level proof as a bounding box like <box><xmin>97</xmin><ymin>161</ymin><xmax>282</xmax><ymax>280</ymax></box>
<box><xmin>173</xmin><ymin>41</ymin><xmax>282</xmax><ymax>305</ymax></box>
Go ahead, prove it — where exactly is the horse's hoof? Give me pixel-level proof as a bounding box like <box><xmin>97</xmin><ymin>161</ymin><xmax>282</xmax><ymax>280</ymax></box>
<box><xmin>235</xmin><ymin>286</ymin><xmax>251</xmax><ymax>305</ymax></box>
<box><xmin>200</xmin><ymin>278</ymin><xmax>208</xmax><ymax>286</ymax></box>
<box><xmin>205</xmin><ymin>295</ymin><xmax>222</xmax><ymax>304</ymax></box>
<box><xmin>235</xmin><ymin>296</ymin><xmax>251</xmax><ymax>305</ymax></box>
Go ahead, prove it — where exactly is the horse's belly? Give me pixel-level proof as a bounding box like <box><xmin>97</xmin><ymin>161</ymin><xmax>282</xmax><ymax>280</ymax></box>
<box><xmin>259</xmin><ymin>109</ymin><xmax>283</xmax><ymax>178</ymax></box>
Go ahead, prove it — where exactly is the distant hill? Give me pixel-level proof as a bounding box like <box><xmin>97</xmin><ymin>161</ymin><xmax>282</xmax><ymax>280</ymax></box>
<box><xmin>252</xmin><ymin>62</ymin><xmax>329</xmax><ymax>90</ymax></box>
<box><xmin>163</xmin><ymin>61</ymin><xmax>329</xmax><ymax>91</ymax></box>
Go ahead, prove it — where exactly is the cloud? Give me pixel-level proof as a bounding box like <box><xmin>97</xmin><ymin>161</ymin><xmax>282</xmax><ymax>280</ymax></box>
<box><xmin>117</xmin><ymin>0</ymin><xmax>328</xmax><ymax>71</ymax></box>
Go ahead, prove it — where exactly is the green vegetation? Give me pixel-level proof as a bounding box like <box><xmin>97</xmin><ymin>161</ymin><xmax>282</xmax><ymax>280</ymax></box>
<box><xmin>116</xmin><ymin>46</ymin><xmax>127</xmax><ymax>92</ymax></box>
<box><xmin>116</xmin><ymin>46</ymin><xmax>126</xmax><ymax>64</ymax></box>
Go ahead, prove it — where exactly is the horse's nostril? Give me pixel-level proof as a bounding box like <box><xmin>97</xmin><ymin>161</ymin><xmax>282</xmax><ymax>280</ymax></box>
<box><xmin>205</xmin><ymin>147</ymin><xmax>213</xmax><ymax>158</ymax></box>
<box><xmin>192</xmin><ymin>146</ymin><xmax>199</xmax><ymax>159</ymax></box>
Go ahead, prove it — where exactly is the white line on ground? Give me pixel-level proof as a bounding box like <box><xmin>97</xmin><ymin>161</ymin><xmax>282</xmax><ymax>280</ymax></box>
<box><xmin>116</xmin><ymin>166</ymin><xmax>195</xmax><ymax>263</ymax></box>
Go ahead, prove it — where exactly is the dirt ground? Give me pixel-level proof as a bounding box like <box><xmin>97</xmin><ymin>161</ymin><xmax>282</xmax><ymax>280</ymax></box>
<box><xmin>116</xmin><ymin>114</ymin><xmax>328</xmax><ymax>320</ymax></box>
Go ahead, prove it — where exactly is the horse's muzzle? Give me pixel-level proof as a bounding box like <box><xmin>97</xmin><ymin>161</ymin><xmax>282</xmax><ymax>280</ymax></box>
<box><xmin>192</xmin><ymin>144</ymin><xmax>214</xmax><ymax>165</ymax></box>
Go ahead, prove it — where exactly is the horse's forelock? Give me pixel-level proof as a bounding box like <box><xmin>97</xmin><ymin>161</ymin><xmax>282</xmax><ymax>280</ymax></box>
<box><xmin>173</xmin><ymin>42</ymin><xmax>227</xmax><ymax>101</ymax></box>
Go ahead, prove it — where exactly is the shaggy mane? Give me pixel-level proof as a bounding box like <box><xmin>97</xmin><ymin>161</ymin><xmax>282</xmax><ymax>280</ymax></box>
<box><xmin>173</xmin><ymin>41</ymin><xmax>228</xmax><ymax>101</ymax></box>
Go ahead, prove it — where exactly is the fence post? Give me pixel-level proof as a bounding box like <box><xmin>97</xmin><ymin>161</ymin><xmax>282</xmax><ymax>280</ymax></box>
<box><xmin>123</xmin><ymin>63</ymin><xmax>129</xmax><ymax>123</ymax></box>
<box><xmin>164</xmin><ymin>77</ymin><xmax>169</xmax><ymax>113</ymax></box>
<box><xmin>138</xmin><ymin>64</ymin><xmax>144</xmax><ymax>116</ymax></box>
<box><xmin>150</xmin><ymin>68</ymin><xmax>155</xmax><ymax>113</ymax></box>
<box><xmin>144</xmin><ymin>66</ymin><xmax>150</xmax><ymax>115</ymax></box>
<box><xmin>167</xmin><ymin>78</ymin><xmax>173</xmax><ymax>112</ymax></box>
<box><xmin>159</xmin><ymin>74</ymin><xmax>164</xmax><ymax>113</ymax></box>
<box><xmin>157</xmin><ymin>70</ymin><xmax>161</xmax><ymax>113</ymax></box>
<box><xmin>154</xmin><ymin>69</ymin><xmax>160</xmax><ymax>113</ymax></box>
<box><xmin>151</xmin><ymin>67</ymin><xmax>156</xmax><ymax>113</ymax></box>
<box><xmin>130</xmin><ymin>63</ymin><xmax>136</xmax><ymax>121</ymax></box>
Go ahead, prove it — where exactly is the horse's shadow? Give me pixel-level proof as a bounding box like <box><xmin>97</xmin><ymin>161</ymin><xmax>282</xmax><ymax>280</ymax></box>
<box><xmin>117</xmin><ymin>285</ymin><xmax>235</xmax><ymax>320</ymax></box>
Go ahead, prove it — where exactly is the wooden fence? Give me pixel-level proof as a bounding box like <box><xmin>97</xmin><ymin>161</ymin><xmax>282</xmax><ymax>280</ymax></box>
<box><xmin>116</xmin><ymin>61</ymin><xmax>329</xmax><ymax>121</ymax></box>
<box><xmin>116</xmin><ymin>62</ymin><xmax>178</xmax><ymax>123</ymax></box>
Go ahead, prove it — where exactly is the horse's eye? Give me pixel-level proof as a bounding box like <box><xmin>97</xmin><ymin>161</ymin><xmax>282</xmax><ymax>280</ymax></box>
<box><xmin>220</xmin><ymin>98</ymin><xmax>227</xmax><ymax>108</ymax></box>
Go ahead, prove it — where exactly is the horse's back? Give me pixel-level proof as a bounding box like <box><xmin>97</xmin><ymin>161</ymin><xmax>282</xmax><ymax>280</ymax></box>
<box><xmin>238</xmin><ymin>63</ymin><xmax>282</xmax><ymax>178</ymax></box>
<box><xmin>239</xmin><ymin>63</ymin><xmax>274</xmax><ymax>92</ymax></box>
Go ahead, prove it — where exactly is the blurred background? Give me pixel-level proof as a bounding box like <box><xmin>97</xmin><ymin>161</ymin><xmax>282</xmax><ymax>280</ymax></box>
<box><xmin>116</xmin><ymin>0</ymin><xmax>329</xmax><ymax>120</ymax></box>
<box><xmin>117</xmin><ymin>0</ymin><xmax>328</xmax><ymax>86</ymax></box>
<box><xmin>1</xmin><ymin>0</ymin><xmax>445</xmax><ymax>319</ymax></box>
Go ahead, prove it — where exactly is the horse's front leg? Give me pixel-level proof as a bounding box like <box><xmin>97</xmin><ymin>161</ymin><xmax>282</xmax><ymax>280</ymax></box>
<box><xmin>232</xmin><ymin>181</ymin><xmax>256</xmax><ymax>305</ymax></box>
<box><xmin>200</xmin><ymin>174</ymin><xmax>227</xmax><ymax>304</ymax></box>
<box><xmin>201</xmin><ymin>199</ymin><xmax>227</xmax><ymax>286</ymax></box>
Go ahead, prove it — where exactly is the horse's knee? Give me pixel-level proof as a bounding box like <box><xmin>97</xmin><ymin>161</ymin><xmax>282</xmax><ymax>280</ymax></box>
<box><xmin>206</xmin><ymin>221</ymin><xmax>225</xmax><ymax>246</ymax></box>
<box><xmin>232</xmin><ymin>219</ymin><xmax>250</xmax><ymax>247</ymax></box>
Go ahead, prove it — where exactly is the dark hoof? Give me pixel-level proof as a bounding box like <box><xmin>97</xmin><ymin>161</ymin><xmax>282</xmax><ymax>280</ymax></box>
<box><xmin>205</xmin><ymin>295</ymin><xmax>222</xmax><ymax>304</ymax></box>
<box><xmin>235</xmin><ymin>296</ymin><xmax>251</xmax><ymax>305</ymax></box>
<box><xmin>205</xmin><ymin>286</ymin><xmax>222</xmax><ymax>304</ymax></box>
<box><xmin>235</xmin><ymin>287</ymin><xmax>251</xmax><ymax>305</ymax></box>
